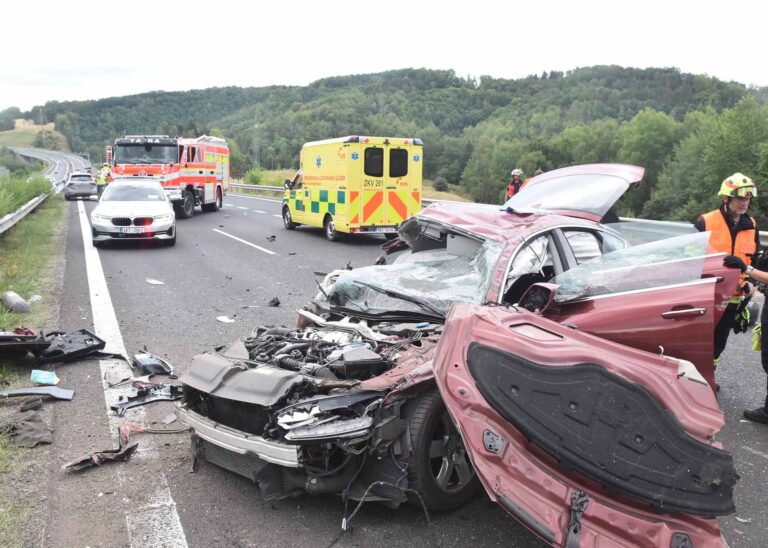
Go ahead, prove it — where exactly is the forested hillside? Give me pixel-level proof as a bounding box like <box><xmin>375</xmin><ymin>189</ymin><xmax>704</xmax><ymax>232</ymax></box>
<box><xmin>4</xmin><ymin>65</ymin><xmax>768</xmax><ymax>222</ymax></box>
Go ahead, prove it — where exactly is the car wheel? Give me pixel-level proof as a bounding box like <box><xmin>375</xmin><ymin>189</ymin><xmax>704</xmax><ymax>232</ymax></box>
<box><xmin>177</xmin><ymin>189</ymin><xmax>195</xmax><ymax>219</ymax></box>
<box><xmin>92</xmin><ymin>240</ymin><xmax>102</xmax><ymax>248</ymax></box>
<box><xmin>324</xmin><ymin>215</ymin><xmax>338</xmax><ymax>241</ymax></box>
<box><xmin>403</xmin><ymin>388</ymin><xmax>480</xmax><ymax>511</ymax></box>
<box><xmin>283</xmin><ymin>207</ymin><xmax>296</xmax><ymax>230</ymax></box>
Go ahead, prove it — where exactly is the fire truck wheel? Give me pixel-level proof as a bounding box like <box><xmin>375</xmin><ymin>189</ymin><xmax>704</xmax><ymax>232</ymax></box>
<box><xmin>202</xmin><ymin>188</ymin><xmax>222</xmax><ymax>212</ymax></box>
<box><xmin>324</xmin><ymin>215</ymin><xmax>338</xmax><ymax>242</ymax></box>
<box><xmin>283</xmin><ymin>207</ymin><xmax>296</xmax><ymax>230</ymax></box>
<box><xmin>178</xmin><ymin>190</ymin><xmax>195</xmax><ymax>219</ymax></box>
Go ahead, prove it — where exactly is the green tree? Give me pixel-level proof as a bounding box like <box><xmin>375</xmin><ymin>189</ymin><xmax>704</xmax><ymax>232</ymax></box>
<box><xmin>617</xmin><ymin>108</ymin><xmax>681</xmax><ymax>215</ymax></box>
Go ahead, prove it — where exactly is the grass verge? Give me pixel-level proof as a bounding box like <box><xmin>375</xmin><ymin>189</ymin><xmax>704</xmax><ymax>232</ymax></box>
<box><xmin>0</xmin><ymin>130</ymin><xmax>38</xmax><ymax>148</ymax></box>
<box><xmin>0</xmin><ymin>435</ymin><xmax>29</xmax><ymax>548</ymax></box>
<box><xmin>0</xmin><ymin>175</ymin><xmax>51</xmax><ymax>219</ymax></box>
<box><xmin>0</xmin><ymin>193</ymin><xmax>65</xmax><ymax>546</ymax></box>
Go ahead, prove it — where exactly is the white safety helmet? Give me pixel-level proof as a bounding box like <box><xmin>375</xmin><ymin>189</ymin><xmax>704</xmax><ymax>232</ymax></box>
<box><xmin>511</xmin><ymin>168</ymin><xmax>523</xmax><ymax>177</ymax></box>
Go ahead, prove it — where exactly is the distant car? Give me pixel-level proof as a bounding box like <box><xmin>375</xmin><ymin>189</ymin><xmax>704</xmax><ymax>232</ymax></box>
<box><xmin>176</xmin><ymin>164</ymin><xmax>738</xmax><ymax>546</ymax></box>
<box><xmin>90</xmin><ymin>178</ymin><xmax>176</xmax><ymax>247</ymax></box>
<box><xmin>63</xmin><ymin>171</ymin><xmax>96</xmax><ymax>200</ymax></box>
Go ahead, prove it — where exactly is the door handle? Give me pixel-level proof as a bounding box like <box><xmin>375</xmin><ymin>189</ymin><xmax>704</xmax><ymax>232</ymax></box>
<box><xmin>662</xmin><ymin>307</ymin><xmax>706</xmax><ymax>319</ymax></box>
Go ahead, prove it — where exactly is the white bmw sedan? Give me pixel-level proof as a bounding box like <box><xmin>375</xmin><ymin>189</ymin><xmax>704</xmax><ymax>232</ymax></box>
<box><xmin>90</xmin><ymin>178</ymin><xmax>176</xmax><ymax>247</ymax></box>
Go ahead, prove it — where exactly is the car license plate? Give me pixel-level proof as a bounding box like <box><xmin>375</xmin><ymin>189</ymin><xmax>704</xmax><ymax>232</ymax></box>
<box><xmin>120</xmin><ymin>227</ymin><xmax>144</xmax><ymax>234</ymax></box>
<box><xmin>371</xmin><ymin>227</ymin><xmax>395</xmax><ymax>233</ymax></box>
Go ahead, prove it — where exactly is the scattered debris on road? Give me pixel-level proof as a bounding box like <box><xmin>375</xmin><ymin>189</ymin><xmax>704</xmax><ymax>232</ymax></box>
<box><xmin>111</xmin><ymin>384</ymin><xmax>183</xmax><ymax>417</ymax></box>
<box><xmin>63</xmin><ymin>426</ymin><xmax>139</xmax><ymax>472</ymax></box>
<box><xmin>265</xmin><ymin>235</ymin><xmax>276</xmax><ymax>242</ymax></box>
<box><xmin>30</xmin><ymin>369</ymin><xmax>59</xmax><ymax>385</ymax></box>
<box><xmin>268</xmin><ymin>297</ymin><xmax>280</xmax><ymax>307</ymax></box>
<box><xmin>145</xmin><ymin>278</ymin><xmax>165</xmax><ymax>285</ymax></box>
<box><xmin>216</xmin><ymin>316</ymin><xmax>236</xmax><ymax>323</ymax></box>
<box><xmin>0</xmin><ymin>386</ymin><xmax>75</xmax><ymax>401</ymax></box>
<box><xmin>1</xmin><ymin>290</ymin><xmax>31</xmax><ymax>313</ymax></box>
<box><xmin>132</xmin><ymin>347</ymin><xmax>176</xmax><ymax>378</ymax></box>
<box><xmin>0</xmin><ymin>410</ymin><xmax>53</xmax><ymax>447</ymax></box>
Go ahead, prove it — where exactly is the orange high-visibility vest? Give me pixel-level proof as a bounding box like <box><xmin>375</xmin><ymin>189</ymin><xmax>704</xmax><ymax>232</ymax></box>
<box><xmin>702</xmin><ymin>209</ymin><xmax>756</xmax><ymax>294</ymax></box>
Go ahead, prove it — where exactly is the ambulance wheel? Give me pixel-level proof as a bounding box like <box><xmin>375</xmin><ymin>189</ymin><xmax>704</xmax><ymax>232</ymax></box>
<box><xmin>324</xmin><ymin>215</ymin><xmax>338</xmax><ymax>241</ymax></box>
<box><xmin>282</xmin><ymin>206</ymin><xmax>296</xmax><ymax>230</ymax></box>
<box><xmin>177</xmin><ymin>190</ymin><xmax>195</xmax><ymax>219</ymax></box>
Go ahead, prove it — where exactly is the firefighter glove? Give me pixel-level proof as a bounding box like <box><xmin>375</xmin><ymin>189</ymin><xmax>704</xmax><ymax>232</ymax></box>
<box><xmin>724</xmin><ymin>255</ymin><xmax>747</xmax><ymax>272</ymax></box>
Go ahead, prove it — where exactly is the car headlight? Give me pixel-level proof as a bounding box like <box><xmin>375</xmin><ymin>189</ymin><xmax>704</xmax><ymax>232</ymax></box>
<box><xmin>154</xmin><ymin>213</ymin><xmax>174</xmax><ymax>223</ymax></box>
<box><xmin>91</xmin><ymin>214</ymin><xmax>112</xmax><ymax>223</ymax></box>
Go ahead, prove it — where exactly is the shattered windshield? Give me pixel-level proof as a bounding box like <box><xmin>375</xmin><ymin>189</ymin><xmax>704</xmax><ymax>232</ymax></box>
<box><xmin>322</xmin><ymin>224</ymin><xmax>503</xmax><ymax>318</ymax></box>
<box><xmin>553</xmin><ymin>232</ymin><xmax>712</xmax><ymax>302</ymax></box>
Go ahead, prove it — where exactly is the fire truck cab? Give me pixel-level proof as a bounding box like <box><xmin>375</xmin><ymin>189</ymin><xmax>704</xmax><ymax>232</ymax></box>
<box><xmin>109</xmin><ymin>135</ymin><xmax>230</xmax><ymax>218</ymax></box>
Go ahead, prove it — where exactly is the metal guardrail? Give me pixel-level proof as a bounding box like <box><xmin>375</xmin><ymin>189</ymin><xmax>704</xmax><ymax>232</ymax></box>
<box><xmin>0</xmin><ymin>194</ymin><xmax>48</xmax><ymax>235</ymax></box>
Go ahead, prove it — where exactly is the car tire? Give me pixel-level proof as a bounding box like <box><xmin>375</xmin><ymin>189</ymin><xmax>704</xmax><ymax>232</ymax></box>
<box><xmin>324</xmin><ymin>215</ymin><xmax>338</xmax><ymax>242</ymax></box>
<box><xmin>92</xmin><ymin>240</ymin><xmax>102</xmax><ymax>248</ymax></box>
<box><xmin>403</xmin><ymin>388</ymin><xmax>480</xmax><ymax>511</ymax></box>
<box><xmin>283</xmin><ymin>206</ymin><xmax>296</xmax><ymax>230</ymax></box>
<box><xmin>177</xmin><ymin>189</ymin><xmax>195</xmax><ymax>219</ymax></box>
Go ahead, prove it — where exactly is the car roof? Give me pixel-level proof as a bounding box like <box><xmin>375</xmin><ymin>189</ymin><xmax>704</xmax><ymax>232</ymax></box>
<box><xmin>416</xmin><ymin>202</ymin><xmax>601</xmax><ymax>245</ymax></box>
<box><xmin>109</xmin><ymin>177</ymin><xmax>163</xmax><ymax>186</ymax></box>
<box><xmin>70</xmin><ymin>171</ymin><xmax>92</xmax><ymax>177</ymax></box>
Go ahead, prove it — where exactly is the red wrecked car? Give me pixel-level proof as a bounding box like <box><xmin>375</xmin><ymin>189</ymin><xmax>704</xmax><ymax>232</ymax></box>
<box><xmin>176</xmin><ymin>164</ymin><xmax>739</xmax><ymax>546</ymax></box>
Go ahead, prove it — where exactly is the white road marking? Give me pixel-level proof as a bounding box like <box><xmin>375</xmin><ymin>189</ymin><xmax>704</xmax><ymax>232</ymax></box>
<box><xmin>252</xmin><ymin>210</ymin><xmax>267</xmax><ymax>214</ymax></box>
<box><xmin>226</xmin><ymin>194</ymin><xmax>282</xmax><ymax>204</ymax></box>
<box><xmin>742</xmin><ymin>445</ymin><xmax>768</xmax><ymax>460</ymax></box>
<box><xmin>272</xmin><ymin>214</ymin><xmax>282</xmax><ymax>218</ymax></box>
<box><xmin>212</xmin><ymin>228</ymin><xmax>277</xmax><ymax>255</ymax></box>
<box><xmin>77</xmin><ymin>201</ymin><xmax>188</xmax><ymax>548</ymax></box>
<box><xmin>236</xmin><ymin>206</ymin><xmax>249</xmax><ymax>210</ymax></box>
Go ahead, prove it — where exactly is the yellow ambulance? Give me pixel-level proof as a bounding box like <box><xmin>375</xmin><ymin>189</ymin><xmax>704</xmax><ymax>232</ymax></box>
<box><xmin>282</xmin><ymin>136</ymin><xmax>423</xmax><ymax>241</ymax></box>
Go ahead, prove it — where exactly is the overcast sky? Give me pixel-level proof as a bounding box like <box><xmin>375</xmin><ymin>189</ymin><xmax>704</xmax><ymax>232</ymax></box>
<box><xmin>2</xmin><ymin>0</ymin><xmax>766</xmax><ymax>112</ymax></box>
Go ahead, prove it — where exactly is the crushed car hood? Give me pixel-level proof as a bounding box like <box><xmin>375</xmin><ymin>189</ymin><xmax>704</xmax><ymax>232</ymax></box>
<box><xmin>502</xmin><ymin>163</ymin><xmax>644</xmax><ymax>222</ymax></box>
<box><xmin>180</xmin><ymin>353</ymin><xmax>305</xmax><ymax>407</ymax></box>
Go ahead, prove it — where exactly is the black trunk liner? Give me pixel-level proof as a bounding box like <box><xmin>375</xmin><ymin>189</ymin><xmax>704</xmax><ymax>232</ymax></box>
<box><xmin>467</xmin><ymin>343</ymin><xmax>736</xmax><ymax>516</ymax></box>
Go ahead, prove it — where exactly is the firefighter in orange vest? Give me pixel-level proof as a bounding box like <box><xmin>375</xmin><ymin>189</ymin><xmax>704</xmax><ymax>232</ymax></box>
<box><xmin>507</xmin><ymin>169</ymin><xmax>525</xmax><ymax>199</ymax></box>
<box><xmin>696</xmin><ymin>173</ymin><xmax>759</xmax><ymax>374</ymax></box>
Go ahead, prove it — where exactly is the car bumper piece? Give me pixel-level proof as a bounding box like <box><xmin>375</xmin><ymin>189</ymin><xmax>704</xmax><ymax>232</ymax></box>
<box><xmin>175</xmin><ymin>404</ymin><xmax>300</xmax><ymax>468</ymax></box>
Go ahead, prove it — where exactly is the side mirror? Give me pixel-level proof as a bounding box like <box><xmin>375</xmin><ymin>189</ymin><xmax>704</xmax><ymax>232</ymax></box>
<box><xmin>518</xmin><ymin>283</ymin><xmax>559</xmax><ymax>314</ymax></box>
<box><xmin>284</xmin><ymin>179</ymin><xmax>292</xmax><ymax>190</ymax></box>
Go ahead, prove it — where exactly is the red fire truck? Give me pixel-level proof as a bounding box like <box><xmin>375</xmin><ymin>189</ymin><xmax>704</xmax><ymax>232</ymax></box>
<box><xmin>108</xmin><ymin>135</ymin><xmax>230</xmax><ymax>218</ymax></box>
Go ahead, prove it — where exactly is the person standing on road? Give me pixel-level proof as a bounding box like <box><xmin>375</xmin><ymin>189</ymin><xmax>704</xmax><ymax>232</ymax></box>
<box><xmin>506</xmin><ymin>169</ymin><xmax>525</xmax><ymax>199</ymax></box>
<box><xmin>724</xmin><ymin>254</ymin><xmax>768</xmax><ymax>424</ymax></box>
<box><xmin>695</xmin><ymin>173</ymin><xmax>759</xmax><ymax>373</ymax></box>
<box><xmin>96</xmin><ymin>170</ymin><xmax>107</xmax><ymax>198</ymax></box>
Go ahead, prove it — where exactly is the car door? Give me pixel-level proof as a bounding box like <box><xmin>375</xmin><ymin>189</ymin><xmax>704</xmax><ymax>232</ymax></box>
<box><xmin>433</xmin><ymin>303</ymin><xmax>734</xmax><ymax>547</ymax></box>
<box><xmin>542</xmin><ymin>232</ymin><xmax>740</xmax><ymax>390</ymax></box>
<box><xmin>503</xmin><ymin>163</ymin><xmax>644</xmax><ymax>222</ymax></box>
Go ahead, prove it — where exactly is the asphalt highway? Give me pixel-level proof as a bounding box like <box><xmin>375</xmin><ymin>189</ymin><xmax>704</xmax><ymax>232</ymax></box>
<box><xmin>52</xmin><ymin>192</ymin><xmax>545</xmax><ymax>547</ymax></box>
